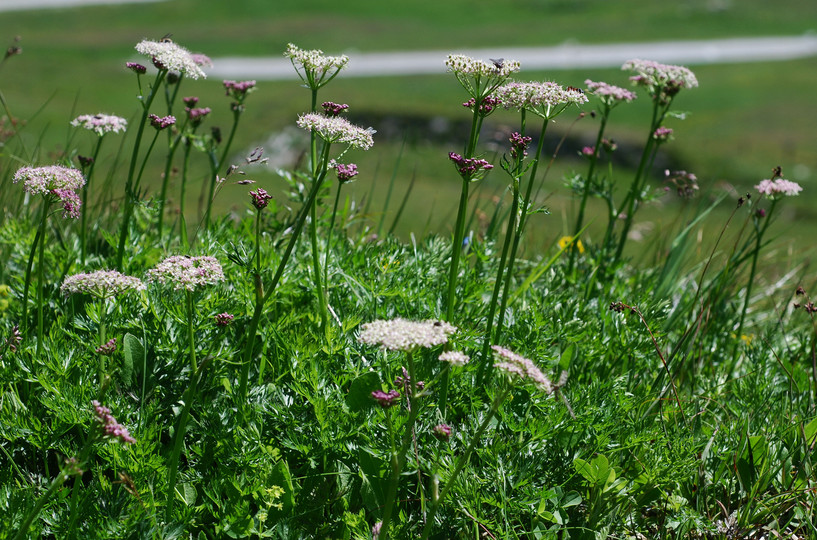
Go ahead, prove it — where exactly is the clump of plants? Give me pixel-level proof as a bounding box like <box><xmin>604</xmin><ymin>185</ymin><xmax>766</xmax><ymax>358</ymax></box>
<box><xmin>0</xmin><ymin>36</ymin><xmax>814</xmax><ymax>540</ymax></box>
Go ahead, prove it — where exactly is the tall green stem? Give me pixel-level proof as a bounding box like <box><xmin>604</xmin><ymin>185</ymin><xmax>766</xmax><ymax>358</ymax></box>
<box><xmin>21</xmin><ymin>203</ymin><xmax>46</xmax><ymax>341</ymax></box>
<box><xmin>80</xmin><ymin>136</ymin><xmax>105</xmax><ymax>264</ymax></box>
<box><xmin>237</xmin><ymin>208</ymin><xmax>265</xmax><ymax>404</ymax></box>
<box><xmin>116</xmin><ymin>69</ymin><xmax>167</xmax><ymax>270</ymax></box>
<box><xmin>35</xmin><ymin>198</ymin><xmax>49</xmax><ymax>355</ymax></box>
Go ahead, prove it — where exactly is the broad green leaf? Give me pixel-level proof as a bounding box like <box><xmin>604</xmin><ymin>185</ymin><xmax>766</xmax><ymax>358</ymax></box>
<box><xmin>346</xmin><ymin>371</ymin><xmax>381</xmax><ymax>413</ymax></box>
<box><xmin>121</xmin><ymin>333</ymin><xmax>142</xmax><ymax>387</ymax></box>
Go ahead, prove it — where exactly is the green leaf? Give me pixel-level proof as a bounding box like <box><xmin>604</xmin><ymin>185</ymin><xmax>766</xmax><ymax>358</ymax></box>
<box><xmin>121</xmin><ymin>333</ymin><xmax>142</xmax><ymax>387</ymax></box>
<box><xmin>346</xmin><ymin>372</ymin><xmax>381</xmax><ymax>413</ymax></box>
<box><xmin>268</xmin><ymin>459</ymin><xmax>295</xmax><ymax>516</ymax></box>
<box><xmin>180</xmin><ymin>483</ymin><xmax>197</xmax><ymax>506</ymax></box>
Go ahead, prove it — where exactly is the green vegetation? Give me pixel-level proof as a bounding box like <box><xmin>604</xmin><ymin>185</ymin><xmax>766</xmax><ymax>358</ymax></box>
<box><xmin>1</xmin><ymin>4</ymin><xmax>816</xmax><ymax>538</ymax></box>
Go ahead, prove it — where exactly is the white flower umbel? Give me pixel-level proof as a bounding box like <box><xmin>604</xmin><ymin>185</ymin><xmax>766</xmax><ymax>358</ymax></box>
<box><xmin>71</xmin><ymin>114</ymin><xmax>128</xmax><ymax>136</ymax></box>
<box><xmin>358</xmin><ymin>318</ymin><xmax>457</xmax><ymax>352</ymax></box>
<box><xmin>495</xmin><ymin>81</ymin><xmax>588</xmax><ymax>119</ymax></box>
<box><xmin>135</xmin><ymin>40</ymin><xmax>206</xmax><ymax>79</ymax></box>
<box><xmin>147</xmin><ymin>255</ymin><xmax>225</xmax><ymax>291</ymax></box>
<box><xmin>61</xmin><ymin>270</ymin><xmax>145</xmax><ymax>300</ymax></box>
<box><xmin>297</xmin><ymin>113</ymin><xmax>374</xmax><ymax>150</ymax></box>
<box><xmin>13</xmin><ymin>165</ymin><xmax>86</xmax><ymax>195</ymax></box>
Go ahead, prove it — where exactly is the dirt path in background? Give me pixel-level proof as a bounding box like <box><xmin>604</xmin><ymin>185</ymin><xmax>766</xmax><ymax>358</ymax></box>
<box><xmin>208</xmin><ymin>35</ymin><xmax>817</xmax><ymax>79</ymax></box>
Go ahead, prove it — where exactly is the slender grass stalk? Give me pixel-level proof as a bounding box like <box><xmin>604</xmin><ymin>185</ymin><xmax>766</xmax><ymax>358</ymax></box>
<box><xmin>156</xmin><ymin>130</ymin><xmax>183</xmax><ymax>240</ymax></box>
<box><xmin>21</xmin><ymin>203</ymin><xmax>45</xmax><ymax>342</ymax></box>
<box><xmin>115</xmin><ymin>69</ymin><xmax>167</xmax><ymax>270</ymax></box>
<box><xmin>79</xmin><ymin>136</ymin><xmax>104</xmax><ymax>263</ymax></box>
<box><xmin>35</xmin><ymin>198</ymin><xmax>49</xmax><ymax>355</ymax></box>
<box><xmin>237</xmin><ymin>204</ymin><xmax>265</xmax><ymax>403</ymax></box>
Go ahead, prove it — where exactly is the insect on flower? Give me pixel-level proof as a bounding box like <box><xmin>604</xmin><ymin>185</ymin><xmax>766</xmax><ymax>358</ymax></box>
<box><xmin>490</xmin><ymin>58</ymin><xmax>504</xmax><ymax>70</ymax></box>
<box><xmin>159</xmin><ymin>33</ymin><xmax>173</xmax><ymax>43</ymax></box>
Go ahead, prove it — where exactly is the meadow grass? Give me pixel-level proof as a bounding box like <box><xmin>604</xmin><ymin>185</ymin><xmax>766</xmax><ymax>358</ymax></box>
<box><xmin>1</xmin><ymin>17</ymin><xmax>817</xmax><ymax>540</ymax></box>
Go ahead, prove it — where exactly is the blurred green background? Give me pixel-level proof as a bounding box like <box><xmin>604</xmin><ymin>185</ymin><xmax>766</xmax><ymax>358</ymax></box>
<box><xmin>1</xmin><ymin>0</ymin><xmax>815</xmax><ymax>258</ymax></box>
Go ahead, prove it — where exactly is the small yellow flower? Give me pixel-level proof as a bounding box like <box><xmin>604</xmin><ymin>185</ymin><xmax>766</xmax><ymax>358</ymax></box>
<box><xmin>557</xmin><ymin>236</ymin><xmax>584</xmax><ymax>254</ymax></box>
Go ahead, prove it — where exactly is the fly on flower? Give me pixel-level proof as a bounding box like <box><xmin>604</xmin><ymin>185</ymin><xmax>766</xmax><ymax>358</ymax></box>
<box><xmin>490</xmin><ymin>58</ymin><xmax>504</xmax><ymax>70</ymax></box>
<box><xmin>159</xmin><ymin>33</ymin><xmax>173</xmax><ymax>43</ymax></box>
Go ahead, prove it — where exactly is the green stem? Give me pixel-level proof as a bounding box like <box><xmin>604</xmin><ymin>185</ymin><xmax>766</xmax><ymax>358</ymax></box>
<box><xmin>186</xmin><ymin>291</ymin><xmax>197</xmax><ymax>373</ymax></box>
<box><xmin>573</xmin><ymin>107</ymin><xmax>608</xmax><ymax>239</ymax></box>
<box><xmin>237</xmin><ymin>209</ymin><xmax>264</xmax><ymax>404</ymax></box>
<box><xmin>22</xmin><ymin>203</ymin><xmax>46</xmax><ymax>341</ymax></box>
<box><xmin>491</xmin><ymin>119</ymin><xmax>549</xmax><ymax>354</ymax></box>
<box><xmin>80</xmin><ymin>136</ymin><xmax>105</xmax><ymax>264</ymax></box>
<box><xmin>310</xmin><ymin>198</ymin><xmax>328</xmax><ymax>331</ymax></box>
<box><xmin>156</xmin><ymin>130</ymin><xmax>184</xmax><ymax>241</ymax></box>
<box><xmin>178</xmin><ymin>137</ymin><xmax>193</xmax><ymax>246</ymax></box>
<box><xmin>35</xmin><ymin>197</ymin><xmax>49</xmax><ymax>355</ymax></box>
<box><xmin>324</xmin><ymin>180</ymin><xmax>344</xmax><ymax>296</ymax></box>
<box><xmin>116</xmin><ymin>69</ymin><xmax>167</xmax><ymax>270</ymax></box>
<box><xmin>204</xmin><ymin>108</ymin><xmax>242</xmax><ymax>230</ymax></box>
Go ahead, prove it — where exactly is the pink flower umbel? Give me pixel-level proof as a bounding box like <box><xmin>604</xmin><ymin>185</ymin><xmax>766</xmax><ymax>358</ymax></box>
<box><xmin>223</xmin><ymin>79</ymin><xmax>256</xmax><ymax>99</ymax></box>
<box><xmin>296</xmin><ymin>113</ymin><xmax>374</xmax><ymax>150</ymax></box>
<box><xmin>51</xmin><ymin>188</ymin><xmax>82</xmax><ymax>219</ymax></box>
<box><xmin>755</xmin><ymin>178</ymin><xmax>802</xmax><ymax>198</ymax></box>
<box><xmin>92</xmin><ymin>400</ymin><xmax>135</xmax><ymax>444</ymax></box>
<box><xmin>358</xmin><ymin>318</ymin><xmax>457</xmax><ymax>352</ymax></box>
<box><xmin>322</xmin><ymin>101</ymin><xmax>349</xmax><ymax>117</ymax></box>
<box><xmin>147</xmin><ymin>255</ymin><xmax>225</xmax><ymax>291</ymax></box>
<box><xmin>371</xmin><ymin>389</ymin><xmax>401</xmax><ymax>408</ymax></box>
<box><xmin>439</xmin><ymin>350</ymin><xmax>470</xmax><ymax>367</ymax></box>
<box><xmin>585</xmin><ymin>79</ymin><xmax>637</xmax><ymax>104</ymax></box>
<box><xmin>333</xmin><ymin>162</ymin><xmax>358</xmax><ymax>183</ymax></box>
<box><xmin>215</xmin><ymin>312</ymin><xmax>234</xmax><ymax>327</ymax></box>
<box><xmin>491</xmin><ymin>345</ymin><xmax>553</xmax><ymax>393</ymax></box>
<box><xmin>61</xmin><ymin>270</ymin><xmax>145</xmax><ymax>299</ymax></box>
<box><xmin>653</xmin><ymin>126</ymin><xmax>673</xmax><ymax>141</ymax></box>
<box><xmin>433</xmin><ymin>423</ymin><xmax>453</xmax><ymax>441</ymax></box>
<box><xmin>148</xmin><ymin>114</ymin><xmax>176</xmax><ymax>130</ymax></box>
<box><xmin>95</xmin><ymin>338</ymin><xmax>117</xmax><ymax>356</ymax></box>
<box><xmin>13</xmin><ymin>165</ymin><xmax>85</xmax><ymax>195</ymax></box>
<box><xmin>126</xmin><ymin>61</ymin><xmax>147</xmax><ymax>74</ymax></box>
<box><xmin>135</xmin><ymin>39</ymin><xmax>206</xmax><ymax>79</ymax></box>
<box><xmin>71</xmin><ymin>113</ymin><xmax>128</xmax><ymax>136</ymax></box>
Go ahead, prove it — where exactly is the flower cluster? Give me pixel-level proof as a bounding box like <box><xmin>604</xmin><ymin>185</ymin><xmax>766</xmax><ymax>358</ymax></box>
<box><xmin>495</xmin><ymin>81</ymin><xmax>588</xmax><ymax>118</ymax></box>
<box><xmin>126</xmin><ymin>61</ymin><xmax>147</xmax><ymax>74</ymax></box>
<box><xmin>462</xmin><ymin>95</ymin><xmax>501</xmax><ymax>115</ymax></box>
<box><xmin>755</xmin><ymin>178</ymin><xmax>802</xmax><ymax>198</ymax></box>
<box><xmin>284</xmin><ymin>43</ymin><xmax>348</xmax><ymax>86</ymax></box>
<box><xmin>622</xmin><ymin>59</ymin><xmax>698</xmax><ymax>102</ymax></box>
<box><xmin>584</xmin><ymin>79</ymin><xmax>637</xmax><ymax>104</ymax></box>
<box><xmin>445</xmin><ymin>54</ymin><xmax>520</xmax><ymax>78</ymax></box>
<box><xmin>223</xmin><ymin>79</ymin><xmax>256</xmax><ymax>100</ymax></box>
<box><xmin>61</xmin><ymin>270</ymin><xmax>145</xmax><ymax>299</ymax></box>
<box><xmin>439</xmin><ymin>350</ymin><xmax>469</xmax><ymax>367</ymax></box>
<box><xmin>491</xmin><ymin>345</ymin><xmax>553</xmax><ymax>393</ymax></box>
<box><xmin>215</xmin><ymin>312</ymin><xmax>234</xmax><ymax>327</ymax></box>
<box><xmin>71</xmin><ymin>114</ymin><xmax>128</xmax><ymax>136</ymax></box>
<box><xmin>334</xmin><ymin>162</ymin><xmax>358</xmax><ymax>183</ymax></box>
<box><xmin>52</xmin><ymin>188</ymin><xmax>82</xmax><ymax>219</ymax></box>
<box><xmin>322</xmin><ymin>101</ymin><xmax>349</xmax><ymax>116</ymax></box>
<box><xmin>358</xmin><ymin>318</ymin><xmax>457</xmax><ymax>352</ymax></box>
<box><xmin>135</xmin><ymin>39</ymin><xmax>206</xmax><ymax>79</ymax></box>
<box><xmin>185</xmin><ymin>106</ymin><xmax>211</xmax><ymax>125</ymax></box>
<box><xmin>13</xmin><ymin>165</ymin><xmax>85</xmax><ymax>195</ymax></box>
<box><xmin>433</xmin><ymin>423</ymin><xmax>452</xmax><ymax>441</ymax></box>
<box><xmin>96</xmin><ymin>338</ymin><xmax>117</xmax><ymax>356</ymax></box>
<box><xmin>3</xmin><ymin>325</ymin><xmax>21</xmax><ymax>354</ymax></box>
<box><xmin>190</xmin><ymin>53</ymin><xmax>213</xmax><ymax>68</ymax></box>
<box><xmin>149</xmin><ymin>114</ymin><xmax>176</xmax><ymax>130</ymax></box>
<box><xmin>653</xmin><ymin>126</ymin><xmax>673</xmax><ymax>141</ymax></box>
<box><xmin>509</xmin><ymin>132</ymin><xmax>532</xmax><ymax>160</ymax></box>
<box><xmin>250</xmin><ymin>188</ymin><xmax>273</xmax><ymax>210</ymax></box>
<box><xmin>147</xmin><ymin>255</ymin><xmax>225</xmax><ymax>291</ymax></box>
<box><xmin>448</xmin><ymin>152</ymin><xmax>493</xmax><ymax>179</ymax></box>
<box><xmin>92</xmin><ymin>400</ymin><xmax>136</xmax><ymax>444</ymax></box>
<box><xmin>296</xmin><ymin>113</ymin><xmax>374</xmax><ymax>150</ymax></box>
<box><xmin>371</xmin><ymin>389</ymin><xmax>401</xmax><ymax>408</ymax></box>
<box><xmin>557</xmin><ymin>236</ymin><xmax>585</xmax><ymax>254</ymax></box>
